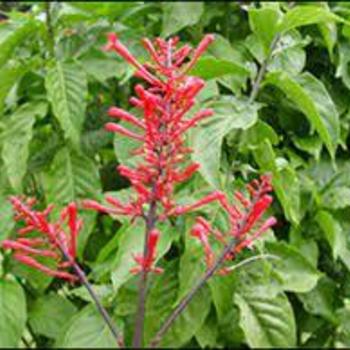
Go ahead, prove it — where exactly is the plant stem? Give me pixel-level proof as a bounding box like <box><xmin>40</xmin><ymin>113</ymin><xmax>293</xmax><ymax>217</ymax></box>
<box><xmin>44</xmin><ymin>1</ymin><xmax>55</xmax><ymax>58</ymax></box>
<box><xmin>58</xmin><ymin>243</ymin><xmax>124</xmax><ymax>347</ymax></box>
<box><xmin>248</xmin><ymin>33</ymin><xmax>280</xmax><ymax>104</ymax></box>
<box><xmin>132</xmin><ymin>39</ymin><xmax>174</xmax><ymax>348</ymax></box>
<box><xmin>149</xmin><ymin>238</ymin><xmax>237</xmax><ymax>348</ymax></box>
<box><xmin>21</xmin><ymin>336</ymin><xmax>31</xmax><ymax>349</ymax></box>
<box><xmin>149</xmin><ymin>178</ymin><xmax>267</xmax><ymax>347</ymax></box>
<box><xmin>71</xmin><ymin>262</ymin><xmax>125</xmax><ymax>348</ymax></box>
<box><xmin>132</xmin><ymin>199</ymin><xmax>157</xmax><ymax>347</ymax></box>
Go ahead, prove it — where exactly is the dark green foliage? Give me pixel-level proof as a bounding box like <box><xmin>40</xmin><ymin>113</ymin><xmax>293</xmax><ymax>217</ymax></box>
<box><xmin>1</xmin><ymin>1</ymin><xmax>350</xmax><ymax>348</ymax></box>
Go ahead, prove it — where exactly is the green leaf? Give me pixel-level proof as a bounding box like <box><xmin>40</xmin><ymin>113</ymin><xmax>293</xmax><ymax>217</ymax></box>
<box><xmin>336</xmin><ymin>42</ymin><xmax>350</xmax><ymax>91</ymax></box>
<box><xmin>248</xmin><ymin>7</ymin><xmax>282</xmax><ymax>54</ymax></box>
<box><xmin>109</xmin><ymin>222</ymin><xmax>143</xmax><ymax>290</ymax></box>
<box><xmin>209</xmin><ymin>274</ymin><xmax>244</xmax><ymax>345</ymax></box>
<box><xmin>322</xmin><ymin>186</ymin><xmax>350</xmax><ymax>209</ymax></box>
<box><xmin>206</xmin><ymin>34</ymin><xmax>252</xmax><ymax>93</ymax></box>
<box><xmin>177</xmin><ymin>232</ymin><xmax>206</xmax><ymax>301</ymax></box>
<box><xmin>0</xmin><ymin>19</ymin><xmax>39</xmax><ymax>68</ymax></box>
<box><xmin>0</xmin><ymin>195</ymin><xmax>14</xmax><ymax>241</ymax></box>
<box><xmin>253</xmin><ymin>139</ymin><xmax>300</xmax><ymax>224</ymax></box>
<box><xmin>113</xmin><ymin>119</ymin><xmax>142</xmax><ymax>168</ymax></box>
<box><xmin>268</xmin><ymin>42</ymin><xmax>306</xmax><ymax>76</ymax></box>
<box><xmin>161</xmin><ymin>2</ymin><xmax>204</xmax><ymax>37</ymax></box>
<box><xmin>144</xmin><ymin>262</ymin><xmax>179</xmax><ymax>345</ymax></box>
<box><xmin>293</xmin><ymin>135</ymin><xmax>323</xmax><ymax>160</ymax></box>
<box><xmin>77</xmin><ymin>210</ymin><xmax>97</xmax><ymax>259</ymax></box>
<box><xmin>29</xmin><ymin>293</ymin><xmax>77</xmax><ymax>340</ymax></box>
<box><xmin>1</xmin><ymin>102</ymin><xmax>47</xmax><ymax>192</ymax></box>
<box><xmin>335</xmin><ymin>302</ymin><xmax>350</xmax><ymax>348</ymax></box>
<box><xmin>70</xmin><ymin>284</ymin><xmax>115</xmax><ymax>307</ymax></box>
<box><xmin>192</xmin><ymin>96</ymin><xmax>260</xmax><ymax>189</ymax></box>
<box><xmin>298</xmin><ymin>276</ymin><xmax>337</xmax><ymax>324</ymax></box>
<box><xmin>316</xmin><ymin>210</ymin><xmax>350</xmax><ymax>270</ymax></box>
<box><xmin>56</xmin><ymin>305</ymin><xmax>118</xmax><ymax>348</ymax></box>
<box><xmin>265</xmin><ymin>241</ymin><xmax>321</xmax><ymax>293</ymax></box>
<box><xmin>289</xmin><ymin>226</ymin><xmax>319</xmax><ymax>267</ymax></box>
<box><xmin>234</xmin><ymin>287</ymin><xmax>296</xmax><ymax>348</ymax></box>
<box><xmin>68</xmin><ymin>2</ymin><xmax>137</xmax><ymax>19</ymax></box>
<box><xmin>160</xmin><ymin>285</ymin><xmax>211</xmax><ymax>347</ymax></box>
<box><xmin>79</xmin><ymin>57</ymin><xmax>126</xmax><ymax>83</ymax></box>
<box><xmin>278</xmin><ymin>5</ymin><xmax>345</xmax><ymax>33</ymax></box>
<box><xmin>239</xmin><ymin>120</ymin><xmax>279</xmax><ymax>153</ymax></box>
<box><xmin>45</xmin><ymin>61</ymin><xmax>87</xmax><ymax>148</ymax></box>
<box><xmin>189</xmin><ymin>56</ymin><xmax>250</xmax><ymax>80</ymax></box>
<box><xmin>0</xmin><ymin>279</ymin><xmax>26</xmax><ymax>347</ymax></box>
<box><xmin>195</xmin><ymin>311</ymin><xmax>218</xmax><ymax>348</ymax></box>
<box><xmin>318</xmin><ymin>21</ymin><xmax>337</xmax><ymax>61</ymax></box>
<box><xmin>0</xmin><ymin>62</ymin><xmax>27</xmax><ymax>115</ymax></box>
<box><xmin>265</xmin><ymin>71</ymin><xmax>339</xmax><ymax>157</ymax></box>
<box><xmin>42</xmin><ymin>147</ymin><xmax>101</xmax><ymax>204</ymax></box>
<box><xmin>110</xmin><ymin>220</ymin><xmax>175</xmax><ymax>291</ymax></box>
<box><xmin>9</xmin><ymin>255</ymin><xmax>55</xmax><ymax>292</ymax></box>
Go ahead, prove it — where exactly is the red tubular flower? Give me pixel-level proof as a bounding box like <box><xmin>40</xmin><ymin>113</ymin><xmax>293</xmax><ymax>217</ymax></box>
<box><xmin>1</xmin><ymin>196</ymin><xmax>83</xmax><ymax>282</ymax></box>
<box><xmin>191</xmin><ymin>218</ymin><xmax>215</xmax><ymax>269</ymax></box>
<box><xmin>84</xmin><ymin>34</ymin><xmax>216</xmax><ymax>274</ymax></box>
<box><xmin>190</xmin><ymin>175</ymin><xmax>276</xmax><ymax>274</ymax></box>
<box><xmin>130</xmin><ymin>229</ymin><xmax>163</xmax><ymax>274</ymax></box>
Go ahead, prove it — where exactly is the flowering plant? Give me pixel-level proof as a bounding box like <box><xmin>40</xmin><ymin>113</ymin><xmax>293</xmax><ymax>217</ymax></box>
<box><xmin>2</xmin><ymin>33</ymin><xmax>275</xmax><ymax>348</ymax></box>
<box><xmin>83</xmin><ymin>33</ymin><xmax>276</xmax><ymax>347</ymax></box>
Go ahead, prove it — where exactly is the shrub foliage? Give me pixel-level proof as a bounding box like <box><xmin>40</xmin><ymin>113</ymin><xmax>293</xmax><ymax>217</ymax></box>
<box><xmin>1</xmin><ymin>1</ymin><xmax>350</xmax><ymax>348</ymax></box>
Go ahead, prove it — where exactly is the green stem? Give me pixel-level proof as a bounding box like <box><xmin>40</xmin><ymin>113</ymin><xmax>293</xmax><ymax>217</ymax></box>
<box><xmin>44</xmin><ymin>2</ymin><xmax>55</xmax><ymax>58</ymax></box>
<box><xmin>248</xmin><ymin>33</ymin><xmax>280</xmax><ymax>104</ymax></box>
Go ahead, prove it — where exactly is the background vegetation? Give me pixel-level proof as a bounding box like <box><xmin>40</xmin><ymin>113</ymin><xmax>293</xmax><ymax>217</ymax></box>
<box><xmin>1</xmin><ymin>1</ymin><xmax>350</xmax><ymax>348</ymax></box>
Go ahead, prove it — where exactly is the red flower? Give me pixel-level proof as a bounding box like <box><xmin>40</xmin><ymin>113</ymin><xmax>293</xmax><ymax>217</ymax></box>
<box><xmin>2</xmin><ymin>196</ymin><xmax>83</xmax><ymax>282</ymax></box>
<box><xmin>189</xmin><ymin>175</ymin><xmax>276</xmax><ymax>274</ymax></box>
<box><xmin>84</xmin><ymin>34</ymin><xmax>215</xmax><ymax>274</ymax></box>
<box><xmin>130</xmin><ymin>229</ymin><xmax>163</xmax><ymax>274</ymax></box>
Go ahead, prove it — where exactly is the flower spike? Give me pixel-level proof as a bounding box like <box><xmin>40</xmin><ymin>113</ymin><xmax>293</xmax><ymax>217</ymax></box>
<box><xmin>2</xmin><ymin>197</ymin><xmax>83</xmax><ymax>282</ymax></box>
<box><xmin>84</xmin><ymin>33</ymin><xmax>216</xmax><ymax>274</ymax></box>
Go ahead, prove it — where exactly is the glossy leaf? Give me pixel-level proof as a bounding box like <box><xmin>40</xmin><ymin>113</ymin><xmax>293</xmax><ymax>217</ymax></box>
<box><xmin>161</xmin><ymin>285</ymin><xmax>211</xmax><ymax>347</ymax></box>
<box><xmin>42</xmin><ymin>147</ymin><xmax>101</xmax><ymax>204</ymax></box>
<box><xmin>161</xmin><ymin>2</ymin><xmax>204</xmax><ymax>37</ymax></box>
<box><xmin>56</xmin><ymin>305</ymin><xmax>118</xmax><ymax>348</ymax></box>
<box><xmin>45</xmin><ymin>62</ymin><xmax>87</xmax><ymax>148</ymax></box>
<box><xmin>265</xmin><ymin>71</ymin><xmax>339</xmax><ymax>157</ymax></box>
<box><xmin>278</xmin><ymin>5</ymin><xmax>345</xmax><ymax>33</ymax></box>
<box><xmin>265</xmin><ymin>241</ymin><xmax>321</xmax><ymax>293</ymax></box>
<box><xmin>248</xmin><ymin>7</ymin><xmax>281</xmax><ymax>54</ymax></box>
<box><xmin>0</xmin><ymin>279</ymin><xmax>26</xmax><ymax>347</ymax></box>
<box><xmin>189</xmin><ymin>56</ymin><xmax>250</xmax><ymax>80</ymax></box>
<box><xmin>110</xmin><ymin>220</ymin><xmax>175</xmax><ymax>291</ymax></box>
<box><xmin>0</xmin><ymin>19</ymin><xmax>39</xmax><ymax>68</ymax></box>
<box><xmin>192</xmin><ymin>96</ymin><xmax>260</xmax><ymax>189</ymax></box>
<box><xmin>29</xmin><ymin>294</ymin><xmax>77</xmax><ymax>340</ymax></box>
<box><xmin>253</xmin><ymin>139</ymin><xmax>301</xmax><ymax>224</ymax></box>
<box><xmin>316</xmin><ymin>210</ymin><xmax>350</xmax><ymax>270</ymax></box>
<box><xmin>1</xmin><ymin>102</ymin><xmax>47</xmax><ymax>191</ymax></box>
<box><xmin>234</xmin><ymin>287</ymin><xmax>296</xmax><ymax>348</ymax></box>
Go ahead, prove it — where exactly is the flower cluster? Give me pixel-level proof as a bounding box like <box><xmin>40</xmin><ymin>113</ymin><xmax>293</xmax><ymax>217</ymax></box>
<box><xmin>185</xmin><ymin>175</ymin><xmax>276</xmax><ymax>274</ymax></box>
<box><xmin>83</xmin><ymin>34</ymin><xmax>276</xmax><ymax>276</ymax></box>
<box><xmin>83</xmin><ymin>33</ymin><xmax>216</xmax><ymax>274</ymax></box>
<box><xmin>2</xmin><ymin>197</ymin><xmax>82</xmax><ymax>282</ymax></box>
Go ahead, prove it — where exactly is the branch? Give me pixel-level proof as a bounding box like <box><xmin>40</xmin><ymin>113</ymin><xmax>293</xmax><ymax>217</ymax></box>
<box><xmin>71</xmin><ymin>262</ymin><xmax>125</xmax><ymax>348</ymax></box>
<box><xmin>132</xmin><ymin>39</ymin><xmax>174</xmax><ymax>348</ymax></box>
<box><xmin>58</xmin><ymin>244</ymin><xmax>124</xmax><ymax>347</ymax></box>
<box><xmin>248</xmin><ymin>33</ymin><xmax>280</xmax><ymax>104</ymax></box>
<box><xmin>132</xmin><ymin>199</ymin><xmax>157</xmax><ymax>347</ymax></box>
<box><xmin>149</xmin><ymin>238</ymin><xmax>237</xmax><ymax>348</ymax></box>
<box><xmin>44</xmin><ymin>2</ymin><xmax>55</xmax><ymax>58</ymax></box>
